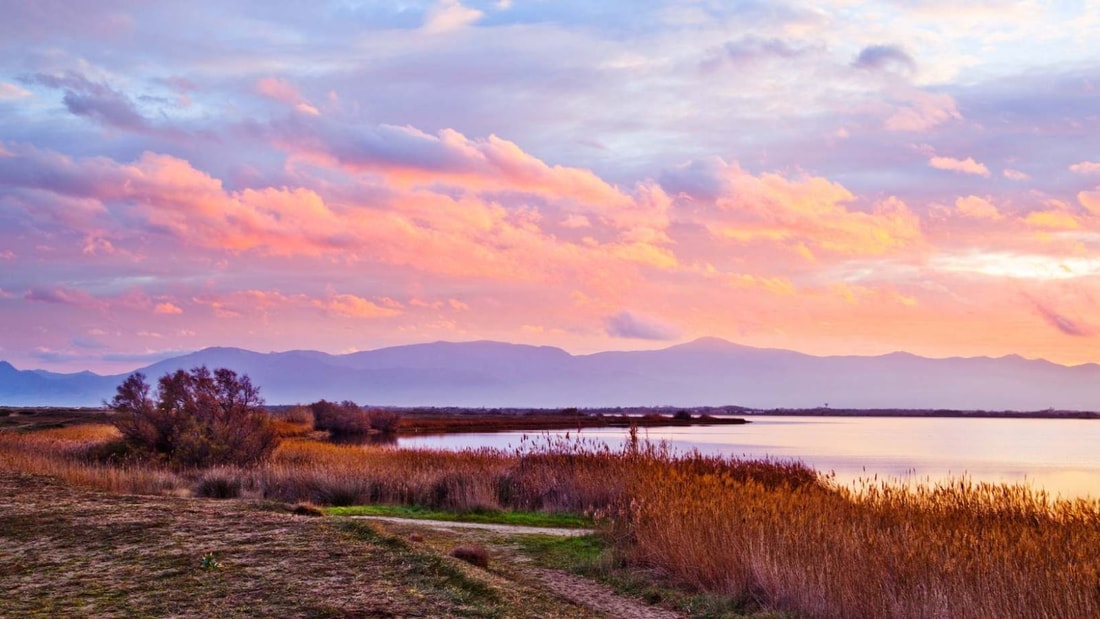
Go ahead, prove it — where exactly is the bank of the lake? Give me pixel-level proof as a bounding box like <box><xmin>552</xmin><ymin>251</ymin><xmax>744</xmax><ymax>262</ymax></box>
<box><xmin>400</xmin><ymin>414</ymin><xmax>1100</xmax><ymax>499</ymax></box>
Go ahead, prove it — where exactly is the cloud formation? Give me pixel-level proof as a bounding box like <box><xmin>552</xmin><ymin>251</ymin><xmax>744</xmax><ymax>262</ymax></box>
<box><xmin>929</xmin><ymin>156</ymin><xmax>991</xmax><ymax>177</ymax></box>
<box><xmin>1070</xmin><ymin>161</ymin><xmax>1100</xmax><ymax>175</ymax></box>
<box><xmin>605</xmin><ymin>311</ymin><xmax>680</xmax><ymax>340</ymax></box>
<box><xmin>256</xmin><ymin>78</ymin><xmax>320</xmax><ymax>116</ymax></box>
<box><xmin>1031</xmin><ymin>299</ymin><xmax>1092</xmax><ymax>337</ymax></box>
<box><xmin>1</xmin><ymin>1</ymin><xmax>1099</xmax><ymax>373</ymax></box>
<box><xmin>853</xmin><ymin>44</ymin><xmax>917</xmax><ymax>74</ymax></box>
<box><xmin>29</xmin><ymin>72</ymin><xmax>150</xmax><ymax>133</ymax></box>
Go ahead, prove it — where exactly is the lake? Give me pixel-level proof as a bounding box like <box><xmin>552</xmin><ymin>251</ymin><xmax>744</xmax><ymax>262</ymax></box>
<box><xmin>398</xmin><ymin>415</ymin><xmax>1100</xmax><ymax>499</ymax></box>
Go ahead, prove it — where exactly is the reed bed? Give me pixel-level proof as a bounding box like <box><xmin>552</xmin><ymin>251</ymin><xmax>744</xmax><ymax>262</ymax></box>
<box><xmin>0</xmin><ymin>425</ymin><xmax>183</xmax><ymax>494</ymax></box>
<box><xmin>609</xmin><ymin>457</ymin><xmax>1100</xmax><ymax>619</ymax></box>
<box><xmin>2</xmin><ymin>424</ymin><xmax>1098</xmax><ymax>618</ymax></box>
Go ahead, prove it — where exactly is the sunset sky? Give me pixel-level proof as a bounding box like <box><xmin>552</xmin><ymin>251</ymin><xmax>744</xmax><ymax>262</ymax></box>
<box><xmin>2</xmin><ymin>1</ymin><xmax>1099</xmax><ymax>374</ymax></box>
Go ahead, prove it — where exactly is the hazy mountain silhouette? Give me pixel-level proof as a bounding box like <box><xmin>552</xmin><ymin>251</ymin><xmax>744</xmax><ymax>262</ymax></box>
<box><xmin>1</xmin><ymin>338</ymin><xmax>1098</xmax><ymax>410</ymax></box>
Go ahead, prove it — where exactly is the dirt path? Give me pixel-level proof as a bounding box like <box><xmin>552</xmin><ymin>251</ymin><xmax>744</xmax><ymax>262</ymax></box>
<box><xmin>356</xmin><ymin>516</ymin><xmax>686</xmax><ymax>619</ymax></box>
<box><xmin>348</xmin><ymin>515</ymin><xmax>596</xmax><ymax>537</ymax></box>
<box><xmin>528</xmin><ymin>566</ymin><xmax>684</xmax><ymax>619</ymax></box>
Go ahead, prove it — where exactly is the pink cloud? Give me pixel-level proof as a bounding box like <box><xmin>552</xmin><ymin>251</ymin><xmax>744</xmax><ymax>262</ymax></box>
<box><xmin>954</xmin><ymin>195</ymin><xmax>1000</xmax><ymax>219</ymax></box>
<box><xmin>275</xmin><ymin>123</ymin><xmax>633</xmax><ymax>211</ymax></box>
<box><xmin>256</xmin><ymin>77</ymin><xmax>319</xmax><ymax>116</ymax></box>
<box><xmin>1002</xmin><ymin>169</ymin><xmax>1029</xmax><ymax>181</ymax></box>
<box><xmin>1070</xmin><ymin>161</ymin><xmax>1100</xmax><ymax>175</ymax></box>
<box><xmin>885</xmin><ymin>91</ymin><xmax>962</xmax><ymax>132</ymax></box>
<box><xmin>0</xmin><ymin>82</ymin><xmax>32</xmax><ymax>100</ymax></box>
<box><xmin>561</xmin><ymin>214</ymin><xmax>591</xmax><ymax>228</ymax></box>
<box><xmin>702</xmin><ymin>161</ymin><xmax>922</xmax><ymax>256</ymax></box>
<box><xmin>8</xmin><ymin>127</ymin><xmax>1100</xmax><ymax>371</ymax></box>
<box><xmin>422</xmin><ymin>0</ymin><xmax>483</xmax><ymax>34</ymax></box>
<box><xmin>929</xmin><ymin>156</ymin><xmax>990</xmax><ymax>177</ymax></box>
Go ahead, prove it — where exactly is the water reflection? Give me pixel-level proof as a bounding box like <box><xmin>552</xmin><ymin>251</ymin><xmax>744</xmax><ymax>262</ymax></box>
<box><xmin>329</xmin><ymin>432</ymin><xmax>398</xmax><ymax>446</ymax></box>
<box><xmin>397</xmin><ymin>416</ymin><xmax>1100</xmax><ymax>499</ymax></box>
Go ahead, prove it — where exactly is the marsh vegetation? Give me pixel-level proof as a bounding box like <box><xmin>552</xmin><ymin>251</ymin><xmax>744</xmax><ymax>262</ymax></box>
<box><xmin>2</xmin><ymin>415</ymin><xmax>1098</xmax><ymax>618</ymax></box>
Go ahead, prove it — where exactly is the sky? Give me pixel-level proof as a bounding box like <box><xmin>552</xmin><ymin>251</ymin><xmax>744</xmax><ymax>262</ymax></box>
<box><xmin>1</xmin><ymin>0</ymin><xmax>1099</xmax><ymax>374</ymax></box>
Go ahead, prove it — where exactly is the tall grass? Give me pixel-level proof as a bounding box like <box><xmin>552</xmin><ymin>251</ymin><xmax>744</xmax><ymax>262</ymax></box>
<box><xmin>607</xmin><ymin>455</ymin><xmax>1100</xmax><ymax>618</ymax></box>
<box><xmin>0</xmin><ymin>425</ymin><xmax>182</xmax><ymax>494</ymax></box>
<box><xmin>2</xmin><ymin>423</ymin><xmax>1098</xmax><ymax>618</ymax></box>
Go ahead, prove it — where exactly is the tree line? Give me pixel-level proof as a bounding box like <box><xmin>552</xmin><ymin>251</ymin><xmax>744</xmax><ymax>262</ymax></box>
<box><xmin>109</xmin><ymin>367</ymin><xmax>399</xmax><ymax>468</ymax></box>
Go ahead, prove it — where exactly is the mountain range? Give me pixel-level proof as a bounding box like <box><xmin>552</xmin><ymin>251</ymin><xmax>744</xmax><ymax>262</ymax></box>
<box><xmin>2</xmin><ymin>338</ymin><xmax>1098</xmax><ymax>410</ymax></box>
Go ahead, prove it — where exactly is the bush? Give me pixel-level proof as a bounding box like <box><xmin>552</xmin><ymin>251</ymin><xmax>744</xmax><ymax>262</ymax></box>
<box><xmin>195</xmin><ymin>469</ymin><xmax>243</xmax><ymax>499</ymax></box>
<box><xmin>367</xmin><ymin>408</ymin><xmax>401</xmax><ymax>434</ymax></box>
<box><xmin>280</xmin><ymin>406</ymin><xmax>315</xmax><ymax>426</ymax></box>
<box><xmin>309</xmin><ymin>400</ymin><xmax>401</xmax><ymax>437</ymax></box>
<box><xmin>109</xmin><ymin>367</ymin><xmax>280</xmax><ymax>468</ymax></box>
<box><xmin>291</xmin><ymin>502</ymin><xmax>324</xmax><ymax>517</ymax></box>
<box><xmin>450</xmin><ymin>545</ymin><xmax>490</xmax><ymax>568</ymax></box>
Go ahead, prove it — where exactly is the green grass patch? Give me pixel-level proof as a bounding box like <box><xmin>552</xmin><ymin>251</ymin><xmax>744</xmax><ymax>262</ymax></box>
<box><xmin>515</xmin><ymin>533</ymin><xmax>608</xmax><ymax>570</ymax></box>
<box><xmin>326</xmin><ymin>504</ymin><xmax>592</xmax><ymax>529</ymax></box>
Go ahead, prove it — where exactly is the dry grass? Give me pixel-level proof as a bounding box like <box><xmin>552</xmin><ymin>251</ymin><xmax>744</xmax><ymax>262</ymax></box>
<box><xmin>0</xmin><ymin>470</ymin><xmax>595</xmax><ymax>618</ymax></box>
<box><xmin>2</xmin><ymin>423</ymin><xmax>1098</xmax><ymax>618</ymax></box>
<box><xmin>606</xmin><ymin>451</ymin><xmax>1100</xmax><ymax>619</ymax></box>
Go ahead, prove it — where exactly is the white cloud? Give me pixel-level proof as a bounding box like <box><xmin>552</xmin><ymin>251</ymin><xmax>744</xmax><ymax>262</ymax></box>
<box><xmin>929</xmin><ymin>156</ymin><xmax>990</xmax><ymax>177</ymax></box>
<box><xmin>422</xmin><ymin>0</ymin><xmax>483</xmax><ymax>34</ymax></box>
<box><xmin>1069</xmin><ymin>161</ymin><xmax>1100</xmax><ymax>175</ymax></box>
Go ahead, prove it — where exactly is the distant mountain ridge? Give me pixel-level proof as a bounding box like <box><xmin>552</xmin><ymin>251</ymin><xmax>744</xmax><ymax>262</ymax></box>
<box><xmin>2</xmin><ymin>338</ymin><xmax>1098</xmax><ymax>410</ymax></box>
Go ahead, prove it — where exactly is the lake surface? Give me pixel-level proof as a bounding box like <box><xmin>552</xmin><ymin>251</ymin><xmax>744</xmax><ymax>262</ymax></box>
<box><xmin>398</xmin><ymin>416</ymin><xmax>1100</xmax><ymax>499</ymax></box>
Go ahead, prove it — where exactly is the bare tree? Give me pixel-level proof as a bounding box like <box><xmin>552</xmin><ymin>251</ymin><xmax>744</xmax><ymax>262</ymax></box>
<box><xmin>110</xmin><ymin>367</ymin><xmax>279</xmax><ymax>467</ymax></box>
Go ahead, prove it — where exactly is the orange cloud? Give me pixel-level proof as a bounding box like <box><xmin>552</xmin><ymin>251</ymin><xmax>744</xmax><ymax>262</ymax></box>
<box><xmin>707</xmin><ymin>164</ymin><xmax>921</xmax><ymax>256</ymax></box>
<box><xmin>1025</xmin><ymin>210</ymin><xmax>1080</xmax><ymax>230</ymax></box>
<box><xmin>1078</xmin><ymin>190</ymin><xmax>1100</xmax><ymax>215</ymax></box>
<box><xmin>726</xmin><ymin>274</ymin><xmax>797</xmax><ymax>296</ymax></box>
<box><xmin>312</xmin><ymin>294</ymin><xmax>403</xmax><ymax>319</ymax></box>
<box><xmin>154</xmin><ymin>302</ymin><xmax>183</xmax><ymax>315</ymax></box>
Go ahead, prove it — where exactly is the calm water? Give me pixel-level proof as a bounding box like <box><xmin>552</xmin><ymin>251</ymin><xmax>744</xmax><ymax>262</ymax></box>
<box><xmin>398</xmin><ymin>416</ymin><xmax>1100</xmax><ymax>499</ymax></box>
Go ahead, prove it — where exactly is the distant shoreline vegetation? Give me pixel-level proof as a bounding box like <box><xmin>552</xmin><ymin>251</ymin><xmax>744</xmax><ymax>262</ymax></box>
<box><xmin>2</xmin><ymin>405</ymin><xmax>1098</xmax><ymax>435</ymax></box>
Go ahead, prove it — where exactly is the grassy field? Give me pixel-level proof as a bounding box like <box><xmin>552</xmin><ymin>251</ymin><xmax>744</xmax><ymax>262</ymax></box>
<box><xmin>0</xmin><ymin>470</ymin><xmax>566</xmax><ymax>618</ymax></box>
<box><xmin>2</xmin><ymin>422</ymin><xmax>1099</xmax><ymax>618</ymax></box>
